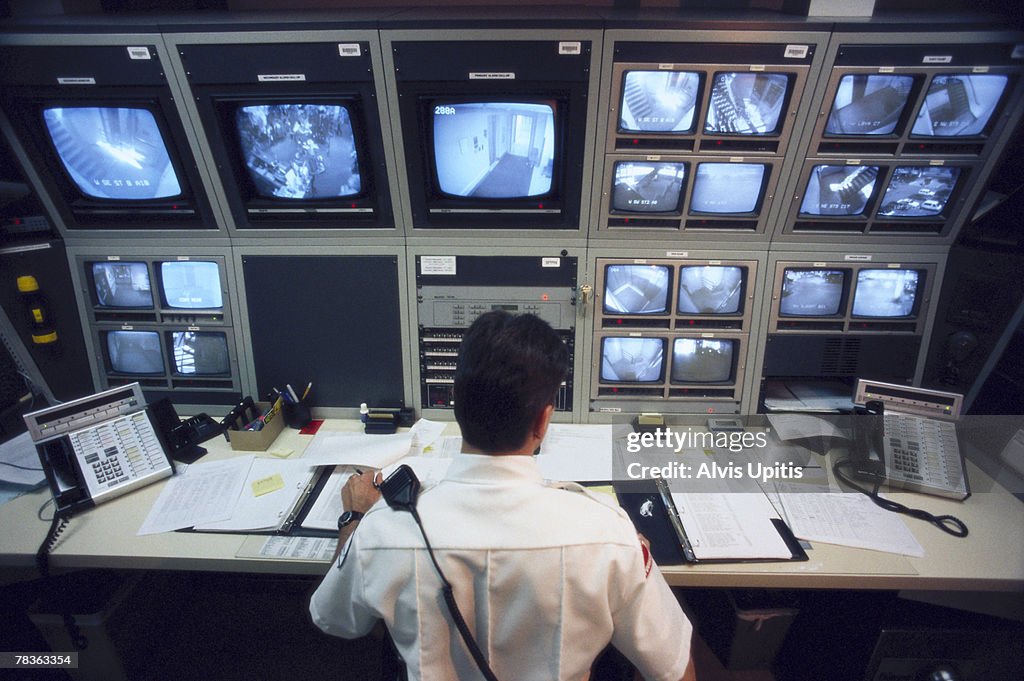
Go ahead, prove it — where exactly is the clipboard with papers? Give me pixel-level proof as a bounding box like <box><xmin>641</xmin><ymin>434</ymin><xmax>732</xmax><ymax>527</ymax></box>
<box><xmin>617</xmin><ymin>478</ymin><xmax>807</xmax><ymax>565</ymax></box>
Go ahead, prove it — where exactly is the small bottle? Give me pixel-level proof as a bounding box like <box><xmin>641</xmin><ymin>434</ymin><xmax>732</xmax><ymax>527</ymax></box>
<box><xmin>359</xmin><ymin>402</ymin><xmax>369</xmax><ymax>423</ymax></box>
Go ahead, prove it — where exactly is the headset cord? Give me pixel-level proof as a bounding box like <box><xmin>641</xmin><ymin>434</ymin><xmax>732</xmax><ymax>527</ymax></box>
<box><xmin>833</xmin><ymin>459</ymin><xmax>969</xmax><ymax>538</ymax></box>
<box><xmin>35</xmin><ymin>512</ymin><xmax>89</xmax><ymax>650</ymax></box>
<box><xmin>408</xmin><ymin>506</ymin><xmax>500</xmax><ymax>681</ymax></box>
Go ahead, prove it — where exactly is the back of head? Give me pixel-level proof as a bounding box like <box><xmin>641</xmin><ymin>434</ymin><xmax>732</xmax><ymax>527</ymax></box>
<box><xmin>454</xmin><ymin>311</ymin><xmax>569</xmax><ymax>453</ymax></box>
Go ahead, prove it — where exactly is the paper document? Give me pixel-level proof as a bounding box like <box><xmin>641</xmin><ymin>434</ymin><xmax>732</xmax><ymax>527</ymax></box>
<box><xmin>301</xmin><ymin>431</ymin><xmax>412</xmax><ymax>469</ymax></box>
<box><xmin>138</xmin><ymin>457</ymin><xmax>251</xmax><ymax>535</ymax></box>
<box><xmin>537</xmin><ymin>424</ymin><xmax>613</xmax><ymax>482</ymax></box>
<box><xmin>779</xmin><ymin>492</ymin><xmax>924</xmax><ymax>557</ymax></box>
<box><xmin>300</xmin><ymin>466</ymin><xmax>354</xmax><ymax>531</ymax></box>
<box><xmin>671</xmin><ymin>492</ymin><xmax>794</xmax><ymax>560</ymax></box>
<box><xmin>0</xmin><ymin>432</ymin><xmax>45</xmax><ymax>486</ymax></box>
<box><xmin>409</xmin><ymin>419</ymin><xmax>448</xmax><ymax>456</ymax></box>
<box><xmin>193</xmin><ymin>458</ymin><xmax>317</xmax><ymax>532</ymax></box>
<box><xmin>258</xmin><ymin>535</ymin><xmax>338</xmax><ymax>561</ymax></box>
<box><xmin>768</xmin><ymin>414</ymin><xmax>848</xmax><ymax>442</ymax></box>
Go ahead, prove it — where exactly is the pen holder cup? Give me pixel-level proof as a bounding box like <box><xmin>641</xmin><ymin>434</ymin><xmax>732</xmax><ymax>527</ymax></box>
<box><xmin>283</xmin><ymin>400</ymin><xmax>312</xmax><ymax>429</ymax></box>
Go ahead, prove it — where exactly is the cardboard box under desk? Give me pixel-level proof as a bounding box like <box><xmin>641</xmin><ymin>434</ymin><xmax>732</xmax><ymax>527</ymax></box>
<box><xmin>226</xmin><ymin>401</ymin><xmax>284</xmax><ymax>451</ymax></box>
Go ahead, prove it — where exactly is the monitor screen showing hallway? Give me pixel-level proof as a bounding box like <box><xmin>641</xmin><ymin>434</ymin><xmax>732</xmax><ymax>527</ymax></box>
<box><xmin>432</xmin><ymin>102</ymin><xmax>555</xmax><ymax>198</ymax></box>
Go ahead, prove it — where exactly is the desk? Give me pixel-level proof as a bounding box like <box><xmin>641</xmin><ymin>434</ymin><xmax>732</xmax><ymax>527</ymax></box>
<box><xmin>1</xmin><ymin>420</ymin><xmax>1023</xmax><ymax>595</ymax></box>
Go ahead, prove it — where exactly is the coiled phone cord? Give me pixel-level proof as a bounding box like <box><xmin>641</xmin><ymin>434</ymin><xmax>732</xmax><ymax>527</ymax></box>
<box><xmin>36</xmin><ymin>511</ymin><xmax>89</xmax><ymax>650</ymax></box>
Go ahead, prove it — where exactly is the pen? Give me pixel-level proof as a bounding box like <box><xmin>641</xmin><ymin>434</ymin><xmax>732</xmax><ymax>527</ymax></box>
<box><xmin>286</xmin><ymin>384</ymin><xmax>300</xmax><ymax>403</ymax></box>
<box><xmin>302</xmin><ymin>382</ymin><xmax>312</xmax><ymax>400</ymax></box>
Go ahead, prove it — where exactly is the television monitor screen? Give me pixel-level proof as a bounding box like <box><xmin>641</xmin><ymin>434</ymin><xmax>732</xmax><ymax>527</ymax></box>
<box><xmin>780</xmin><ymin>268</ymin><xmax>847</xmax><ymax>317</ymax></box>
<box><xmin>432</xmin><ymin>102</ymin><xmax>555</xmax><ymax>199</ymax></box>
<box><xmin>911</xmin><ymin>74</ymin><xmax>1009</xmax><ymax>137</ymax></box>
<box><xmin>106</xmin><ymin>330</ymin><xmax>163</xmax><ymax>375</ymax></box>
<box><xmin>825</xmin><ymin>74</ymin><xmax>916</xmax><ymax>136</ymax></box>
<box><xmin>600</xmin><ymin>337</ymin><xmax>666</xmax><ymax>383</ymax></box>
<box><xmin>689</xmin><ymin>163</ymin><xmax>766</xmax><ymax>214</ymax></box>
<box><xmin>619</xmin><ymin>70</ymin><xmax>702</xmax><ymax>133</ymax></box>
<box><xmin>611</xmin><ymin>161</ymin><xmax>686</xmax><ymax>213</ymax></box>
<box><xmin>235</xmin><ymin>103</ymin><xmax>361</xmax><ymax>200</ymax></box>
<box><xmin>677</xmin><ymin>266</ymin><xmax>743</xmax><ymax>315</ymax></box>
<box><xmin>800</xmin><ymin>164</ymin><xmax>879</xmax><ymax>216</ymax></box>
<box><xmin>90</xmin><ymin>262</ymin><xmax>153</xmax><ymax>309</ymax></box>
<box><xmin>41</xmin><ymin>107</ymin><xmax>182</xmax><ymax>200</ymax></box>
<box><xmin>671</xmin><ymin>338</ymin><xmax>735</xmax><ymax>383</ymax></box>
<box><xmin>171</xmin><ymin>331</ymin><xmax>230</xmax><ymax>375</ymax></box>
<box><xmin>851</xmin><ymin>269</ymin><xmax>921</xmax><ymax>318</ymax></box>
<box><xmin>603</xmin><ymin>264</ymin><xmax>672</xmax><ymax>315</ymax></box>
<box><xmin>159</xmin><ymin>261</ymin><xmax>223</xmax><ymax>310</ymax></box>
<box><xmin>877</xmin><ymin>166</ymin><xmax>961</xmax><ymax>217</ymax></box>
<box><xmin>704</xmin><ymin>72</ymin><xmax>789</xmax><ymax>135</ymax></box>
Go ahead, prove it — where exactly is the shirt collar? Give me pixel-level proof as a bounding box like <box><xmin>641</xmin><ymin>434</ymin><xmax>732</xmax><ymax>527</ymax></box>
<box><xmin>443</xmin><ymin>452</ymin><xmax>544</xmax><ymax>485</ymax></box>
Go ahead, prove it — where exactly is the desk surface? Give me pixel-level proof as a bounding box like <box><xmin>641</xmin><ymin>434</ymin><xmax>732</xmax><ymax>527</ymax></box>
<box><xmin>2</xmin><ymin>420</ymin><xmax>1023</xmax><ymax>593</ymax></box>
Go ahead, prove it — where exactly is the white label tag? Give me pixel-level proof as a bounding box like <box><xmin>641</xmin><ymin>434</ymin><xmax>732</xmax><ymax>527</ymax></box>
<box><xmin>923</xmin><ymin>55</ymin><xmax>953</xmax><ymax>64</ymax></box>
<box><xmin>887</xmin><ymin>263</ymin><xmax>902</xmax><ymax>268</ymax></box>
<box><xmin>750</xmin><ymin>64</ymin><xmax>766</xmax><ymax>72</ymax></box>
<box><xmin>106</xmin><ymin>255</ymin><xmax>121</xmax><ymax>261</ymax></box>
<box><xmin>421</xmin><ymin>256</ymin><xmax>457</xmax><ymax>276</ymax></box>
<box><xmin>658</xmin><ymin>63</ymin><xmax>675</xmax><ymax>70</ymax></box>
<box><xmin>972</xmin><ymin>66</ymin><xmax>990</xmax><ymax>73</ymax></box>
<box><xmin>338</xmin><ymin>44</ymin><xmax>361</xmax><ymax>57</ymax></box>
<box><xmin>127</xmin><ymin>46</ymin><xmax>151</xmax><ymax>60</ymax></box>
<box><xmin>257</xmin><ymin>74</ymin><xmax>307</xmax><ymax>82</ymax></box>
<box><xmin>784</xmin><ymin>45</ymin><xmax>809</xmax><ymax>59</ymax></box>
<box><xmin>558</xmin><ymin>42</ymin><xmax>581</xmax><ymax>56</ymax></box>
<box><xmin>469</xmin><ymin>72</ymin><xmax>515</xmax><ymax>80</ymax></box>
<box><xmin>541</xmin><ymin>257</ymin><xmax>561</xmax><ymax>268</ymax></box>
<box><xmin>57</xmin><ymin>77</ymin><xmax>96</xmax><ymax>85</ymax></box>
<box><xmin>665</xmin><ymin>251</ymin><xmax>689</xmax><ymax>258</ymax></box>
<box><xmin>844</xmin><ymin>254</ymin><xmax>873</xmax><ymax>262</ymax></box>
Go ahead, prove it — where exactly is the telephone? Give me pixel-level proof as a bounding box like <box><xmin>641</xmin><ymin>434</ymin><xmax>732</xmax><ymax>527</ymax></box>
<box><xmin>148</xmin><ymin>397</ymin><xmax>225</xmax><ymax>464</ymax></box>
<box><xmin>24</xmin><ymin>383</ymin><xmax>175</xmax><ymax>515</ymax></box>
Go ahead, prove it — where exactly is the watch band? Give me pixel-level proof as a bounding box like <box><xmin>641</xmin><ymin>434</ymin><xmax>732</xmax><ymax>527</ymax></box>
<box><xmin>338</xmin><ymin>510</ymin><xmax>364</xmax><ymax>530</ymax></box>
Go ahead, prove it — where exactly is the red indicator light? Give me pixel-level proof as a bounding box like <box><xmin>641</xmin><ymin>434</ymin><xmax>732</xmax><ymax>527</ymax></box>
<box><xmin>541</xmin><ymin>293</ymin><xmax>549</xmax><ymax>301</ymax></box>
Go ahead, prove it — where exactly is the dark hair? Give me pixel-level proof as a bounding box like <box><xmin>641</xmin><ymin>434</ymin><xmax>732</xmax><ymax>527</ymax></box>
<box><xmin>454</xmin><ymin>311</ymin><xmax>569</xmax><ymax>453</ymax></box>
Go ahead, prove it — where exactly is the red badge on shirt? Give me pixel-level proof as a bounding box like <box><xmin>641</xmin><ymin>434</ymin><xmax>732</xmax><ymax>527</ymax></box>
<box><xmin>638</xmin><ymin>534</ymin><xmax>653</xmax><ymax>578</ymax></box>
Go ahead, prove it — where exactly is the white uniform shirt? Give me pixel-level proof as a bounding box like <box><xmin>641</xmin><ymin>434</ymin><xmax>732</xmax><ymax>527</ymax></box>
<box><xmin>310</xmin><ymin>453</ymin><xmax>693</xmax><ymax>681</ymax></box>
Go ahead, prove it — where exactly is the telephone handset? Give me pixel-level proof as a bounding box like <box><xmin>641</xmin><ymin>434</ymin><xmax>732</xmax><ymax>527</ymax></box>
<box><xmin>851</xmin><ymin>400</ymin><xmax>887</xmax><ymax>483</ymax></box>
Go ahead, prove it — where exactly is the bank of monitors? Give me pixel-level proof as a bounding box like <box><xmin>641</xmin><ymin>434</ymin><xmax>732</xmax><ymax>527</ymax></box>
<box><xmin>787</xmin><ymin>160</ymin><xmax>971</xmax><ymax>235</ymax></box>
<box><xmin>391</xmin><ymin>40</ymin><xmax>592</xmax><ymax>230</ymax></box>
<box><xmin>809</xmin><ymin>42</ymin><xmax>1021</xmax><ymax>158</ymax></box>
<box><xmin>74</xmin><ymin>253</ymin><xmax>240</xmax><ymax>396</ymax></box>
<box><xmin>0</xmin><ymin>44</ymin><xmax>216</xmax><ymax>231</ymax></box>
<box><xmin>768</xmin><ymin>260</ymin><xmax>937</xmax><ymax>334</ymax></box>
<box><xmin>177</xmin><ymin>41</ymin><xmax>392</xmax><ymax>230</ymax></box>
<box><xmin>607</xmin><ymin>42</ymin><xmax>817</xmax><ymax>155</ymax></box>
<box><xmin>601</xmin><ymin>156</ymin><xmax>779</xmax><ymax>231</ymax></box>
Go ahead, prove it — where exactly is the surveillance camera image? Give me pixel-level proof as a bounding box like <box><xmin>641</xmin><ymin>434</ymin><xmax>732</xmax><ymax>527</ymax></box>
<box><xmin>780</xmin><ymin>269</ymin><xmax>846</xmax><ymax>316</ymax></box>
<box><xmin>172</xmin><ymin>331</ymin><xmax>230</xmax><ymax>375</ymax></box>
<box><xmin>704</xmin><ymin>72</ymin><xmax>789</xmax><ymax>135</ymax></box>
<box><xmin>677</xmin><ymin>266</ymin><xmax>743</xmax><ymax>315</ymax></box>
<box><xmin>236</xmin><ymin>104</ymin><xmax>361</xmax><ymax>199</ymax></box>
<box><xmin>912</xmin><ymin>74</ymin><xmax>1008</xmax><ymax>137</ymax></box>
<box><xmin>160</xmin><ymin>261</ymin><xmax>223</xmax><ymax>310</ymax></box>
<box><xmin>433</xmin><ymin>102</ymin><xmax>554</xmax><ymax>198</ymax></box>
<box><xmin>852</xmin><ymin>269</ymin><xmax>920</xmax><ymax>318</ymax></box>
<box><xmin>671</xmin><ymin>338</ymin><xmax>734</xmax><ymax>383</ymax></box>
<box><xmin>619</xmin><ymin>70</ymin><xmax>702</xmax><ymax>133</ymax></box>
<box><xmin>107</xmin><ymin>330</ymin><xmax>163</xmax><ymax>375</ymax></box>
<box><xmin>43</xmin><ymin>107</ymin><xmax>182</xmax><ymax>200</ymax></box>
<box><xmin>877</xmin><ymin>166</ymin><xmax>960</xmax><ymax>217</ymax></box>
<box><xmin>689</xmin><ymin>163</ymin><xmax>766</xmax><ymax>213</ymax></box>
<box><xmin>603</xmin><ymin>264</ymin><xmax>671</xmax><ymax>315</ymax></box>
<box><xmin>825</xmin><ymin>74</ymin><xmax>915</xmax><ymax>136</ymax></box>
<box><xmin>92</xmin><ymin>262</ymin><xmax>153</xmax><ymax>308</ymax></box>
<box><xmin>611</xmin><ymin>161</ymin><xmax>686</xmax><ymax>213</ymax></box>
<box><xmin>800</xmin><ymin>164</ymin><xmax>879</xmax><ymax>216</ymax></box>
<box><xmin>601</xmin><ymin>337</ymin><xmax>666</xmax><ymax>383</ymax></box>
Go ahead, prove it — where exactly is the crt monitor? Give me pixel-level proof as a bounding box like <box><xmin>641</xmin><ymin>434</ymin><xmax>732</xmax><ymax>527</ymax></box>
<box><xmin>800</xmin><ymin>164</ymin><xmax>880</xmax><ymax>216</ymax></box>
<box><xmin>779</xmin><ymin>268</ymin><xmax>847</xmax><ymax>317</ymax></box>
<box><xmin>90</xmin><ymin>262</ymin><xmax>153</xmax><ymax>309</ymax></box>
<box><xmin>105</xmin><ymin>330</ymin><xmax>164</xmax><ymax>375</ymax></box>
<box><xmin>689</xmin><ymin>163</ymin><xmax>767</xmax><ymax>214</ymax></box>
<box><xmin>234</xmin><ymin>103</ymin><xmax>362</xmax><ymax>201</ymax></box>
<box><xmin>825</xmin><ymin>74</ymin><xmax>916</xmax><ymax>136</ymax></box>
<box><xmin>876</xmin><ymin>166</ymin><xmax>961</xmax><ymax>218</ymax></box>
<box><xmin>704</xmin><ymin>72</ymin><xmax>790</xmax><ymax>135</ymax></box>
<box><xmin>158</xmin><ymin>261</ymin><xmax>223</xmax><ymax>310</ymax></box>
<box><xmin>170</xmin><ymin>331</ymin><xmax>230</xmax><ymax>376</ymax></box>
<box><xmin>618</xmin><ymin>70</ymin><xmax>702</xmax><ymax>133</ymax></box>
<box><xmin>600</xmin><ymin>337</ymin><xmax>666</xmax><ymax>383</ymax></box>
<box><xmin>677</xmin><ymin>266</ymin><xmax>744</xmax><ymax>315</ymax></box>
<box><xmin>911</xmin><ymin>74</ymin><xmax>1009</xmax><ymax>138</ymax></box>
<box><xmin>851</xmin><ymin>269</ymin><xmax>922</xmax><ymax>318</ymax></box>
<box><xmin>671</xmin><ymin>338</ymin><xmax>736</xmax><ymax>383</ymax></box>
<box><xmin>42</xmin><ymin>106</ymin><xmax>183</xmax><ymax>201</ymax></box>
<box><xmin>603</xmin><ymin>264</ymin><xmax>672</xmax><ymax>315</ymax></box>
<box><xmin>432</xmin><ymin>101</ymin><xmax>555</xmax><ymax>199</ymax></box>
<box><xmin>611</xmin><ymin>161</ymin><xmax>686</xmax><ymax>213</ymax></box>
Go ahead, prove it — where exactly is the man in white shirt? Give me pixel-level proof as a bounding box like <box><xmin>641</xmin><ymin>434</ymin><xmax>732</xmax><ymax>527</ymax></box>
<box><xmin>310</xmin><ymin>311</ymin><xmax>695</xmax><ymax>680</ymax></box>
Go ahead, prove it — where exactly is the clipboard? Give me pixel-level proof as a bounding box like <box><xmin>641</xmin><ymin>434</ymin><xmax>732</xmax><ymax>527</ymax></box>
<box><xmin>616</xmin><ymin>479</ymin><xmax>807</xmax><ymax>565</ymax></box>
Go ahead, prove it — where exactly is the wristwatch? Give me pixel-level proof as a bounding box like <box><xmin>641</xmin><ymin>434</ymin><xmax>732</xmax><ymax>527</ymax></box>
<box><xmin>338</xmin><ymin>510</ymin><xmax>364</xmax><ymax>530</ymax></box>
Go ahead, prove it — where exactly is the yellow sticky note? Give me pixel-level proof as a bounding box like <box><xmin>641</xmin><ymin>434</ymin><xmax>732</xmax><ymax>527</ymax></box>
<box><xmin>588</xmin><ymin>485</ymin><xmax>618</xmax><ymax>501</ymax></box>
<box><xmin>252</xmin><ymin>473</ymin><xmax>285</xmax><ymax>497</ymax></box>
